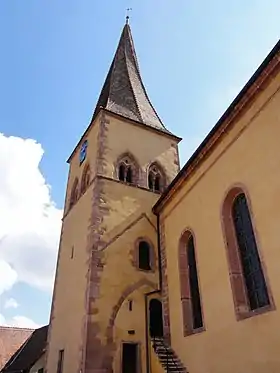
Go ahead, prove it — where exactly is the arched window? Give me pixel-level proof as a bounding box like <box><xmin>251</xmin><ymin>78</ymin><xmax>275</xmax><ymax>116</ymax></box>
<box><xmin>81</xmin><ymin>164</ymin><xmax>91</xmax><ymax>194</ymax></box>
<box><xmin>148</xmin><ymin>173</ymin><xmax>153</xmax><ymax>190</ymax></box>
<box><xmin>148</xmin><ymin>163</ymin><xmax>165</xmax><ymax>192</ymax></box>
<box><xmin>187</xmin><ymin>235</ymin><xmax>203</xmax><ymax>330</ymax></box>
<box><xmin>232</xmin><ymin>193</ymin><xmax>269</xmax><ymax>310</ymax></box>
<box><xmin>222</xmin><ymin>187</ymin><xmax>272</xmax><ymax>320</ymax></box>
<box><xmin>154</xmin><ymin>175</ymin><xmax>160</xmax><ymax>192</ymax></box>
<box><xmin>117</xmin><ymin>153</ymin><xmax>139</xmax><ymax>185</ymax></box>
<box><xmin>69</xmin><ymin>178</ymin><xmax>79</xmax><ymax>209</ymax></box>
<box><xmin>138</xmin><ymin>241</ymin><xmax>151</xmax><ymax>270</ymax></box>
<box><xmin>178</xmin><ymin>231</ymin><xmax>203</xmax><ymax>336</ymax></box>
<box><xmin>118</xmin><ymin>160</ymin><xmax>132</xmax><ymax>183</ymax></box>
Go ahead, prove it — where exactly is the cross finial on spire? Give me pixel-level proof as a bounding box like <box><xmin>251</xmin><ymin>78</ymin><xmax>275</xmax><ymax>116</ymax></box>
<box><xmin>126</xmin><ymin>8</ymin><xmax>132</xmax><ymax>24</ymax></box>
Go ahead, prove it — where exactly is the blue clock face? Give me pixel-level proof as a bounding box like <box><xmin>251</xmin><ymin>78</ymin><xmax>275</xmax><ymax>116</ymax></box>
<box><xmin>79</xmin><ymin>140</ymin><xmax>88</xmax><ymax>164</ymax></box>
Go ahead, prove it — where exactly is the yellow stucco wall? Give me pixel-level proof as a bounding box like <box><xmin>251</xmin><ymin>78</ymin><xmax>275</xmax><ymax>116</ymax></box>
<box><xmin>46</xmin><ymin>119</ymin><xmax>99</xmax><ymax>373</ymax></box>
<box><xmin>46</xmin><ymin>109</ymin><xmax>179</xmax><ymax>373</ymax></box>
<box><xmin>29</xmin><ymin>353</ymin><xmax>45</xmax><ymax>373</ymax></box>
<box><xmin>113</xmin><ymin>288</ymin><xmax>149</xmax><ymax>373</ymax></box>
<box><xmin>160</xmin><ymin>70</ymin><xmax>280</xmax><ymax>373</ymax></box>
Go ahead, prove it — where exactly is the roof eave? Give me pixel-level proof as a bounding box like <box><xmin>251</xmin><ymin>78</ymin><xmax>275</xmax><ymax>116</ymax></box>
<box><xmin>67</xmin><ymin>106</ymin><xmax>181</xmax><ymax>165</ymax></box>
<box><xmin>153</xmin><ymin>38</ymin><xmax>280</xmax><ymax>215</ymax></box>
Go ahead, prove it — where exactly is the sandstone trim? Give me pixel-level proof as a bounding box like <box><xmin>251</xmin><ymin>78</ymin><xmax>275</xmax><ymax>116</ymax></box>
<box><xmin>81</xmin><ymin>111</ymin><xmax>111</xmax><ymax>373</ymax></box>
<box><xmin>221</xmin><ymin>183</ymin><xmax>276</xmax><ymax>321</ymax></box>
<box><xmin>100</xmin><ymin>213</ymin><xmax>156</xmax><ymax>252</ymax></box>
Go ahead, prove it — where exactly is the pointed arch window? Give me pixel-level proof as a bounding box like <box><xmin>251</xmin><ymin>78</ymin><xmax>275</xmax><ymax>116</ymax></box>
<box><xmin>178</xmin><ymin>231</ymin><xmax>204</xmax><ymax>336</ymax></box>
<box><xmin>119</xmin><ymin>164</ymin><xmax>126</xmax><ymax>182</ymax></box>
<box><xmin>148</xmin><ymin>163</ymin><xmax>165</xmax><ymax>193</ymax></box>
<box><xmin>232</xmin><ymin>193</ymin><xmax>269</xmax><ymax>310</ymax></box>
<box><xmin>81</xmin><ymin>164</ymin><xmax>91</xmax><ymax>195</ymax></box>
<box><xmin>126</xmin><ymin>166</ymin><xmax>132</xmax><ymax>183</ymax></box>
<box><xmin>118</xmin><ymin>159</ymin><xmax>133</xmax><ymax>183</ymax></box>
<box><xmin>222</xmin><ymin>187</ymin><xmax>273</xmax><ymax>320</ymax></box>
<box><xmin>117</xmin><ymin>154</ymin><xmax>139</xmax><ymax>185</ymax></box>
<box><xmin>69</xmin><ymin>178</ymin><xmax>79</xmax><ymax>209</ymax></box>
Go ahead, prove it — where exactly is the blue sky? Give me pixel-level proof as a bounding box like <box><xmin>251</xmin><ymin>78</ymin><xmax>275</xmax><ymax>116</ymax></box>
<box><xmin>0</xmin><ymin>0</ymin><xmax>279</xmax><ymax>327</ymax></box>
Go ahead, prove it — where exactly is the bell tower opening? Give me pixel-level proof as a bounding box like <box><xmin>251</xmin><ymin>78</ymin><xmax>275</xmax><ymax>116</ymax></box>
<box><xmin>46</xmin><ymin>18</ymin><xmax>180</xmax><ymax>373</ymax></box>
<box><xmin>149</xmin><ymin>299</ymin><xmax>164</xmax><ymax>338</ymax></box>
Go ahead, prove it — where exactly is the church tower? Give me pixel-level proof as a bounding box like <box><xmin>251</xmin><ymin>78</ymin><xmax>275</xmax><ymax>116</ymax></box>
<box><xmin>45</xmin><ymin>21</ymin><xmax>181</xmax><ymax>373</ymax></box>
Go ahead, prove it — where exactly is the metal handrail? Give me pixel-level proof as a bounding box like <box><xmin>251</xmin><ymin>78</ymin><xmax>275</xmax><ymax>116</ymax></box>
<box><xmin>152</xmin><ymin>337</ymin><xmax>181</xmax><ymax>373</ymax></box>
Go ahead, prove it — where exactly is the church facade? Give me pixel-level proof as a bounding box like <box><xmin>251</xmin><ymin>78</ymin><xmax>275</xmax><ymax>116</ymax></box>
<box><xmin>45</xmin><ymin>21</ymin><xmax>280</xmax><ymax>373</ymax></box>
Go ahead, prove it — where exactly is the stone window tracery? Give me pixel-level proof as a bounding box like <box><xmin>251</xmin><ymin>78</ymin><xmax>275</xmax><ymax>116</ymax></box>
<box><xmin>117</xmin><ymin>153</ymin><xmax>139</xmax><ymax>185</ymax></box>
<box><xmin>148</xmin><ymin>163</ymin><xmax>165</xmax><ymax>192</ymax></box>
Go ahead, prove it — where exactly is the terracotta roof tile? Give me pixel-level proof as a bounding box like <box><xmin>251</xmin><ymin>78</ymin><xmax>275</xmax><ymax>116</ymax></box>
<box><xmin>0</xmin><ymin>327</ymin><xmax>34</xmax><ymax>370</ymax></box>
<box><xmin>1</xmin><ymin>325</ymin><xmax>48</xmax><ymax>373</ymax></box>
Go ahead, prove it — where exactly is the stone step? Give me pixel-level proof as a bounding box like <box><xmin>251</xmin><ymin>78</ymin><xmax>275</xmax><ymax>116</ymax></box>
<box><xmin>154</xmin><ymin>346</ymin><xmax>174</xmax><ymax>353</ymax></box>
<box><xmin>159</xmin><ymin>357</ymin><xmax>180</xmax><ymax>362</ymax></box>
<box><xmin>152</xmin><ymin>339</ymin><xmax>188</xmax><ymax>373</ymax></box>
<box><xmin>154</xmin><ymin>348</ymin><xmax>173</xmax><ymax>353</ymax></box>
<box><xmin>159</xmin><ymin>358</ymin><xmax>183</xmax><ymax>364</ymax></box>
<box><xmin>160</xmin><ymin>359</ymin><xmax>182</xmax><ymax>364</ymax></box>
<box><xmin>153</xmin><ymin>344</ymin><xmax>172</xmax><ymax>349</ymax></box>
<box><xmin>157</xmin><ymin>353</ymin><xmax>177</xmax><ymax>359</ymax></box>
<box><xmin>159</xmin><ymin>359</ymin><xmax>181</xmax><ymax>364</ymax></box>
<box><xmin>161</xmin><ymin>367</ymin><xmax>186</xmax><ymax>372</ymax></box>
<box><xmin>160</xmin><ymin>363</ymin><xmax>183</xmax><ymax>369</ymax></box>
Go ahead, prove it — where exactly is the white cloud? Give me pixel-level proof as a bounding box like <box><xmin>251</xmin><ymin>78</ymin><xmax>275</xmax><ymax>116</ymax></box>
<box><xmin>0</xmin><ymin>133</ymin><xmax>62</xmax><ymax>295</ymax></box>
<box><xmin>0</xmin><ymin>313</ymin><xmax>40</xmax><ymax>328</ymax></box>
<box><xmin>4</xmin><ymin>298</ymin><xmax>19</xmax><ymax>309</ymax></box>
<box><xmin>0</xmin><ymin>260</ymin><xmax>18</xmax><ymax>295</ymax></box>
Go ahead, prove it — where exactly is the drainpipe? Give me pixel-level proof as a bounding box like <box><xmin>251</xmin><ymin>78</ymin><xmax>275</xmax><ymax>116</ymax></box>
<box><xmin>156</xmin><ymin>213</ymin><xmax>162</xmax><ymax>290</ymax></box>
<box><xmin>144</xmin><ymin>212</ymin><xmax>163</xmax><ymax>373</ymax></box>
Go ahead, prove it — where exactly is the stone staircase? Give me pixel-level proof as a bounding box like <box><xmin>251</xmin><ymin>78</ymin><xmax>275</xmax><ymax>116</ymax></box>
<box><xmin>151</xmin><ymin>337</ymin><xmax>188</xmax><ymax>373</ymax></box>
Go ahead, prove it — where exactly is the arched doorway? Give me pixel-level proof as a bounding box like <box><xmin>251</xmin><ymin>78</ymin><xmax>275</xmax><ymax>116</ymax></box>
<box><xmin>149</xmin><ymin>299</ymin><xmax>164</xmax><ymax>337</ymax></box>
